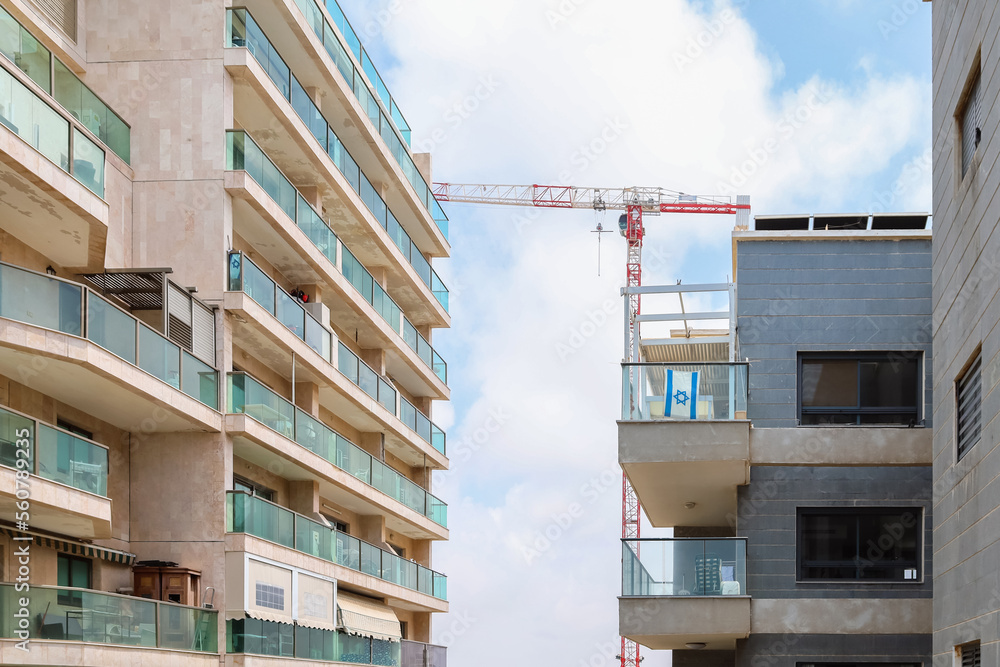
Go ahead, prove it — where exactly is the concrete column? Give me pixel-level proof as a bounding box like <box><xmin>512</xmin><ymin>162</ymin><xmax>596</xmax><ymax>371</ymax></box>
<box><xmin>358</xmin><ymin>432</ymin><xmax>383</xmax><ymax>460</ymax></box>
<box><xmin>411</xmin><ymin>612</ymin><xmax>431</xmax><ymax>644</ymax></box>
<box><xmin>411</xmin><ymin>539</ymin><xmax>431</xmax><ymax>568</ymax></box>
<box><xmin>298</xmin><ymin>185</ymin><xmax>323</xmax><ymax>212</ymax></box>
<box><xmin>358</xmin><ymin>514</ymin><xmax>384</xmax><ymax>546</ymax></box>
<box><xmin>294</xmin><ymin>381</ymin><xmax>320</xmax><ymax>417</ymax></box>
<box><xmin>361</xmin><ymin>348</ymin><xmax>386</xmax><ymax>375</ymax></box>
<box><xmin>288</xmin><ymin>480</ymin><xmax>319</xmax><ymax>517</ymax></box>
<box><xmin>413</xmin><ymin>153</ymin><xmax>432</xmax><ymax>184</ymax></box>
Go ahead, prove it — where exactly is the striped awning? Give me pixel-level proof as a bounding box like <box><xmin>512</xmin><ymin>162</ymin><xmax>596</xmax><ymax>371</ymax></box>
<box><xmin>337</xmin><ymin>591</ymin><xmax>402</xmax><ymax>643</ymax></box>
<box><xmin>0</xmin><ymin>527</ymin><xmax>136</xmax><ymax>565</ymax></box>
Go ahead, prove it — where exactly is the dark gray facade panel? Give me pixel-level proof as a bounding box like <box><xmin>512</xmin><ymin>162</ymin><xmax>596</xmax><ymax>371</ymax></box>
<box><xmin>736</xmin><ymin>238</ymin><xmax>932</xmax><ymax>429</ymax></box>
<box><xmin>735</xmin><ymin>633</ymin><xmax>931</xmax><ymax>667</ymax></box>
<box><xmin>737</xmin><ymin>466</ymin><xmax>933</xmax><ymax>600</ymax></box>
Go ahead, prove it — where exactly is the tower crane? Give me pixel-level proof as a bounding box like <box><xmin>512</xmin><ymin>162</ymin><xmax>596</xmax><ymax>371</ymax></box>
<box><xmin>432</xmin><ymin>182</ymin><xmax>750</xmax><ymax>667</ymax></box>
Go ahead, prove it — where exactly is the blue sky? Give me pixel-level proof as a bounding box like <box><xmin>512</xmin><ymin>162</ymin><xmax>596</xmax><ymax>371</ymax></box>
<box><xmin>333</xmin><ymin>0</ymin><xmax>932</xmax><ymax>664</ymax></box>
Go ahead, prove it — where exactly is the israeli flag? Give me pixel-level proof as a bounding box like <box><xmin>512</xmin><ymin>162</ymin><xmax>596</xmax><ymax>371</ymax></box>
<box><xmin>665</xmin><ymin>370</ymin><xmax>699</xmax><ymax>420</ymax></box>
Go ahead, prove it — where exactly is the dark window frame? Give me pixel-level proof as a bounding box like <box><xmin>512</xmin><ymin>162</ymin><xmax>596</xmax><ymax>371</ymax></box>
<box><xmin>956</xmin><ymin>348</ymin><xmax>982</xmax><ymax>461</ymax></box>
<box><xmin>958</xmin><ymin>54</ymin><xmax>983</xmax><ymax>179</ymax></box>
<box><xmin>797</xmin><ymin>352</ymin><xmax>922</xmax><ymax>426</ymax></box>
<box><xmin>959</xmin><ymin>641</ymin><xmax>981</xmax><ymax>667</ymax></box>
<box><xmin>796</xmin><ymin>507</ymin><xmax>923</xmax><ymax>583</ymax></box>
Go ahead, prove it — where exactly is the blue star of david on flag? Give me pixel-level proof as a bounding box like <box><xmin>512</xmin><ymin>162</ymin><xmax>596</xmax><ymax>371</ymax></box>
<box><xmin>665</xmin><ymin>370</ymin><xmax>699</xmax><ymax>420</ymax></box>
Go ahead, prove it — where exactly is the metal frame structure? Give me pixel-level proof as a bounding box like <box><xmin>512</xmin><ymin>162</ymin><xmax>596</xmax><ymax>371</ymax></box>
<box><xmin>432</xmin><ymin>182</ymin><xmax>750</xmax><ymax>667</ymax></box>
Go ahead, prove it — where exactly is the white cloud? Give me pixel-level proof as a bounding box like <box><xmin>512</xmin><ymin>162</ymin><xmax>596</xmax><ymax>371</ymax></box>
<box><xmin>347</xmin><ymin>0</ymin><xmax>932</xmax><ymax>664</ymax></box>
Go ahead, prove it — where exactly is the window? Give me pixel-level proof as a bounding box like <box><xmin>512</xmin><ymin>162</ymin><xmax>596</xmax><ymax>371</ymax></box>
<box><xmin>799</xmin><ymin>353</ymin><xmax>920</xmax><ymax>425</ymax></box>
<box><xmin>255</xmin><ymin>582</ymin><xmax>285</xmax><ymax>610</ymax></box>
<box><xmin>960</xmin><ymin>64</ymin><xmax>983</xmax><ymax>177</ymax></box>
<box><xmin>56</xmin><ymin>419</ymin><xmax>93</xmax><ymax>440</ymax></box>
<box><xmin>234</xmin><ymin>475</ymin><xmax>275</xmax><ymax>502</ymax></box>
<box><xmin>57</xmin><ymin>553</ymin><xmax>92</xmax><ymax>606</ymax></box>
<box><xmin>959</xmin><ymin>641</ymin><xmax>981</xmax><ymax>667</ymax></box>
<box><xmin>957</xmin><ymin>349</ymin><xmax>982</xmax><ymax>460</ymax></box>
<box><xmin>798</xmin><ymin>508</ymin><xmax>921</xmax><ymax>581</ymax></box>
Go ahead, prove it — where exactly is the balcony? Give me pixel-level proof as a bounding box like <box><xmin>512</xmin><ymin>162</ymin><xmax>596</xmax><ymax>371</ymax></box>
<box><xmin>228</xmin><ymin>1</ymin><xmax>450</xmax><ymax>247</ymax></box>
<box><xmin>224</xmin><ymin>11</ymin><xmax>450</xmax><ymax>314</ymax></box>
<box><xmin>620</xmin><ymin>538</ymin><xmax>750</xmax><ymax>650</ymax></box>
<box><xmin>619</xmin><ymin>362</ymin><xmax>749</xmax><ymax>528</ymax></box>
<box><xmin>0</xmin><ymin>404</ymin><xmax>111</xmax><ymax>538</ymax></box>
<box><xmin>402</xmin><ymin>639</ymin><xmax>448</xmax><ymax>667</ymax></box>
<box><xmin>0</xmin><ymin>262</ymin><xmax>221</xmax><ymax>433</ymax></box>
<box><xmin>227</xmin><ymin>491</ymin><xmax>447</xmax><ymax>601</ymax></box>
<box><xmin>227</xmin><ymin>615</ymin><xmax>403</xmax><ymax>664</ymax></box>
<box><xmin>225</xmin><ymin>135</ymin><xmax>448</xmax><ymax>390</ymax></box>
<box><xmin>228</xmin><ymin>372</ymin><xmax>447</xmax><ymax>532</ymax></box>
<box><xmin>0</xmin><ymin>583</ymin><xmax>218</xmax><ymax>653</ymax></box>
<box><xmin>226</xmin><ymin>256</ymin><xmax>447</xmax><ymax>465</ymax></box>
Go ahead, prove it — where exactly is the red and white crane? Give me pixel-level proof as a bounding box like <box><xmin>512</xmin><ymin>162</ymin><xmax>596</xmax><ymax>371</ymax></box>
<box><xmin>432</xmin><ymin>182</ymin><xmax>750</xmax><ymax>667</ymax></box>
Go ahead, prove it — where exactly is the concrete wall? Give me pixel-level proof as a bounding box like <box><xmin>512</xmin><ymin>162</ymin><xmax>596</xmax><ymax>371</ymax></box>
<box><xmin>736</xmin><ymin>236</ymin><xmax>933</xmax><ymax>429</ymax></box>
<box><xmin>931</xmin><ymin>1</ymin><xmax>1000</xmax><ymax>665</ymax></box>
<box><xmin>738</xmin><ymin>466</ymin><xmax>933</xmax><ymax>600</ymax></box>
<box><xmin>735</xmin><ymin>634</ymin><xmax>930</xmax><ymax>667</ymax></box>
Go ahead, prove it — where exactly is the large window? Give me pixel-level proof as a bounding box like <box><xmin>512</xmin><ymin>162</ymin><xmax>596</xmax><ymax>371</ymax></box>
<box><xmin>798</xmin><ymin>353</ymin><xmax>920</xmax><ymax>425</ymax></box>
<box><xmin>956</xmin><ymin>349</ymin><xmax>982</xmax><ymax>460</ymax></box>
<box><xmin>797</xmin><ymin>508</ymin><xmax>921</xmax><ymax>581</ymax></box>
<box><xmin>57</xmin><ymin>553</ymin><xmax>92</xmax><ymax>606</ymax></box>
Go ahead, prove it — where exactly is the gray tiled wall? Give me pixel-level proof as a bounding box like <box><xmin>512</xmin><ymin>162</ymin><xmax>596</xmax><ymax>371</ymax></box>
<box><xmin>736</xmin><ymin>238</ymin><xmax>932</xmax><ymax>428</ymax></box>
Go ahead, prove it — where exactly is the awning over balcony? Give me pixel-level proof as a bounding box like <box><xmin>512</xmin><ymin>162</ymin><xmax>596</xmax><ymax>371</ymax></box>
<box><xmin>0</xmin><ymin>526</ymin><xmax>136</xmax><ymax>565</ymax></box>
<box><xmin>337</xmin><ymin>591</ymin><xmax>402</xmax><ymax>642</ymax></box>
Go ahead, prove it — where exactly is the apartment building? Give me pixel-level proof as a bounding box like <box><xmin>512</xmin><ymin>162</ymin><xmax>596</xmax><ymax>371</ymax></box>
<box><xmin>0</xmin><ymin>0</ymin><xmax>451</xmax><ymax>664</ymax></box>
<box><xmin>619</xmin><ymin>214</ymin><xmax>933</xmax><ymax>667</ymax></box>
<box><xmin>931</xmin><ymin>2</ymin><xmax>1000</xmax><ymax>667</ymax></box>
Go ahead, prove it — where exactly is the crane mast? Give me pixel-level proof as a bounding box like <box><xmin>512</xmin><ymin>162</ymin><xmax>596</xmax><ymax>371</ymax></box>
<box><xmin>432</xmin><ymin>182</ymin><xmax>750</xmax><ymax>667</ymax></box>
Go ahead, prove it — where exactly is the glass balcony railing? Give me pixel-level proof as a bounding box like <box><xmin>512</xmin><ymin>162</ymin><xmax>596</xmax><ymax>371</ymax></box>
<box><xmin>0</xmin><ymin>583</ymin><xmax>218</xmax><ymax>651</ymax></box>
<box><xmin>621</xmin><ymin>362</ymin><xmax>749</xmax><ymax>421</ymax></box>
<box><xmin>400</xmin><ymin>396</ymin><xmax>446</xmax><ymax>456</ymax></box>
<box><xmin>228</xmin><ymin>615</ymin><xmax>401</xmax><ymax>664</ymax></box>
<box><xmin>0</xmin><ymin>262</ymin><xmax>219</xmax><ymax>409</ymax></box>
<box><xmin>228</xmin><ymin>372</ymin><xmax>447</xmax><ymax>527</ymax></box>
<box><xmin>0</xmin><ymin>404</ymin><xmax>108</xmax><ymax>496</ymax></box>
<box><xmin>225</xmin><ymin>11</ymin><xmax>450</xmax><ymax>306</ymax></box>
<box><xmin>226</xmin><ymin>131</ymin><xmax>448</xmax><ymax>385</ymax></box>
<box><xmin>282</xmin><ymin>0</ymin><xmax>451</xmax><ymax>240</ymax></box>
<box><xmin>402</xmin><ymin>639</ymin><xmax>448</xmax><ymax>667</ymax></box>
<box><xmin>0</xmin><ymin>4</ymin><xmax>130</xmax><ymax>165</ymax></box>
<box><xmin>622</xmin><ymin>538</ymin><xmax>747</xmax><ymax>597</ymax></box>
<box><xmin>0</xmin><ymin>55</ymin><xmax>105</xmax><ymax>197</ymax></box>
<box><xmin>228</xmin><ymin>251</ymin><xmax>333</xmax><ymax>363</ymax></box>
<box><xmin>227</xmin><ymin>491</ymin><xmax>448</xmax><ymax>599</ymax></box>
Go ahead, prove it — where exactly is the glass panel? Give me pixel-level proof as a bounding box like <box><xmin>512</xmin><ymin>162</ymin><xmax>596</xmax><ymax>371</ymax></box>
<box><xmin>87</xmin><ymin>293</ymin><xmax>136</xmax><ymax>363</ymax></box>
<box><xmin>377</xmin><ymin>377</ymin><xmax>396</xmax><ymax>413</ymax></box>
<box><xmin>400</xmin><ymin>399</ymin><xmax>416</xmax><ymax>431</ymax></box>
<box><xmin>51</xmin><ymin>55</ymin><xmax>129</xmax><ymax>164</ymax></box>
<box><xmin>360</xmin><ymin>540</ymin><xmax>380</xmax><ymax>577</ymax></box>
<box><xmin>358</xmin><ymin>362</ymin><xmax>377</xmax><ymax>400</ymax></box>
<box><xmin>860</xmin><ymin>358</ymin><xmax>918</xmax><ymax>408</ymax></box>
<box><xmin>801</xmin><ymin>360</ymin><xmax>858</xmax><ymax>407</ymax></box>
<box><xmin>621</xmin><ymin>363</ymin><xmax>749</xmax><ymax>421</ymax></box>
<box><xmin>337</xmin><ymin>437</ymin><xmax>371</xmax><ymax>484</ymax></box>
<box><xmin>303</xmin><ymin>313</ymin><xmax>331</xmax><ymax>361</ymax></box>
<box><xmin>0</xmin><ymin>263</ymin><xmax>82</xmax><ymax>334</ymax></box>
<box><xmin>335</xmin><ymin>531</ymin><xmax>360</xmax><ymax>570</ymax></box>
<box><xmin>228</xmin><ymin>373</ymin><xmax>294</xmax><ymax>439</ymax></box>
<box><xmin>427</xmin><ymin>493</ymin><xmax>447</xmax><ymax>527</ymax></box>
<box><xmin>297</xmin><ymin>195</ymin><xmax>338</xmax><ymax>265</ymax></box>
<box><xmin>337</xmin><ymin>343</ymin><xmax>359</xmax><ymax>384</ymax></box>
<box><xmin>431</xmin><ymin>425</ymin><xmax>446</xmax><ymax>455</ymax></box>
<box><xmin>15</xmin><ymin>27</ymin><xmax>50</xmax><ymax>90</ymax></box>
<box><xmin>241</xmin><ymin>256</ymin><xmax>276</xmax><ymax>314</ymax></box>
<box><xmin>294</xmin><ymin>410</ymin><xmax>337</xmax><ymax>460</ymax></box>
<box><xmin>36</xmin><ymin>424</ymin><xmax>107</xmax><ymax>495</ymax></box>
<box><xmin>0</xmin><ymin>406</ymin><xmax>33</xmax><ymax>471</ymax></box>
<box><xmin>159</xmin><ymin>603</ymin><xmax>219</xmax><ymax>652</ymax></box>
<box><xmin>181</xmin><ymin>351</ymin><xmax>219</xmax><ymax>409</ymax></box>
<box><xmin>275</xmin><ymin>289</ymin><xmax>305</xmax><ymax>340</ymax></box>
<box><xmin>72</xmin><ymin>127</ymin><xmax>105</xmax><ymax>196</ymax></box>
<box><xmin>3</xmin><ymin>585</ymin><xmax>160</xmax><ymax>647</ymax></box>
<box><xmin>138</xmin><ymin>325</ymin><xmax>181</xmax><ymax>389</ymax></box>
<box><xmin>339</xmin><ymin>631</ymin><xmax>371</xmax><ymax>664</ymax></box>
<box><xmin>295</xmin><ymin>514</ymin><xmax>334</xmax><ymax>561</ymax></box>
<box><xmin>239</xmin><ymin>493</ymin><xmax>295</xmax><ymax>548</ymax></box>
<box><xmin>622</xmin><ymin>538</ymin><xmax>746</xmax><ymax>596</ymax></box>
